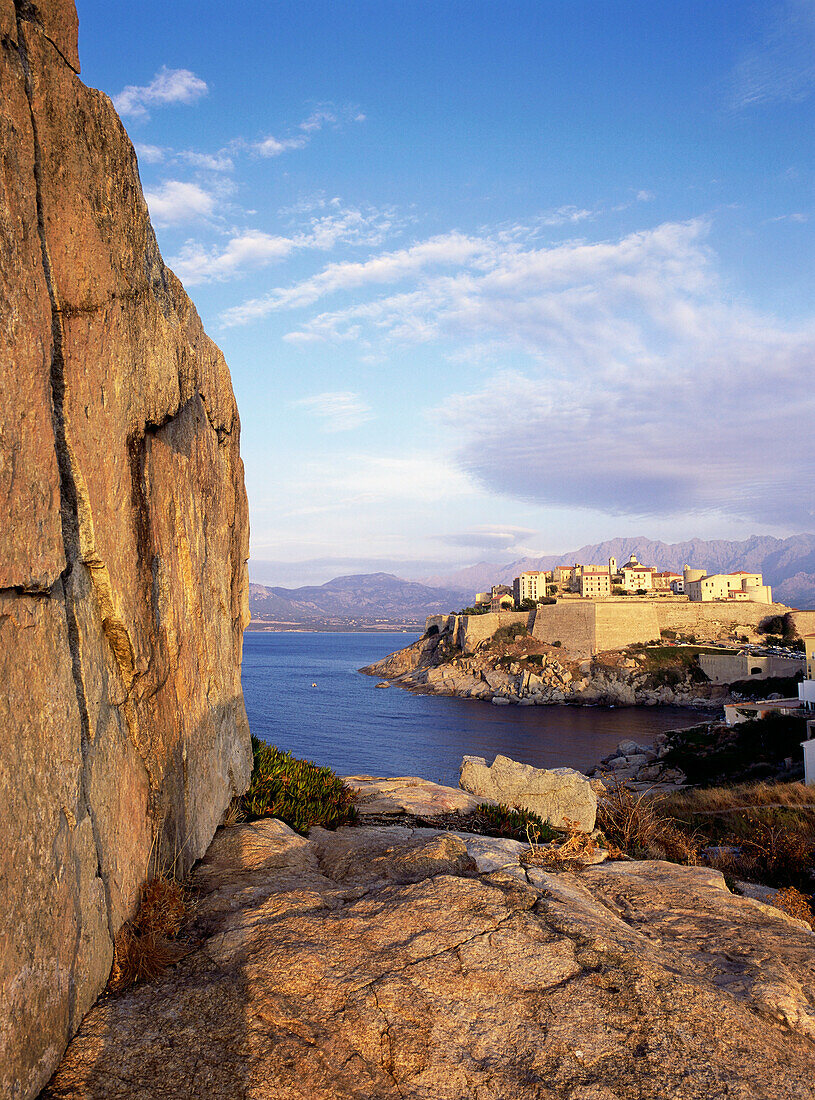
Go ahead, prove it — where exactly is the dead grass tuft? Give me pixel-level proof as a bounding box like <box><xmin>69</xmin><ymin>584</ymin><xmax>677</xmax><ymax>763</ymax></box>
<box><xmin>108</xmin><ymin>876</ymin><xmax>189</xmax><ymax>992</ymax></box>
<box><xmin>597</xmin><ymin>780</ymin><xmax>699</xmax><ymax>864</ymax></box>
<box><xmin>770</xmin><ymin>886</ymin><xmax>814</xmax><ymax>928</ymax></box>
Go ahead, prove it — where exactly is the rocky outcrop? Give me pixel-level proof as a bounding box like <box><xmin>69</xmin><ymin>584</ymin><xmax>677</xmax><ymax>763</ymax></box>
<box><xmin>363</xmin><ymin>634</ymin><xmax>726</xmax><ymax>709</ymax></box>
<box><xmin>1</xmin><ymin>2</ymin><xmax>251</xmax><ymax>1095</ymax></box>
<box><xmin>44</xmin><ymin>813</ymin><xmax>815</xmax><ymax>1098</ymax></box>
<box><xmin>460</xmin><ymin>754</ymin><xmax>598</xmax><ymax>831</ymax></box>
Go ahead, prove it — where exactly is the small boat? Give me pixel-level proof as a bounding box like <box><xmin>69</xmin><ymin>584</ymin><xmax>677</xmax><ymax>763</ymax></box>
<box><xmin>311</xmin><ymin>682</ymin><xmax>317</xmax><ymax>688</ymax></box>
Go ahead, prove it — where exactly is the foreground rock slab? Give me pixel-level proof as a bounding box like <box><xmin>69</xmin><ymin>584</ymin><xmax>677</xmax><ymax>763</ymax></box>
<box><xmin>45</xmin><ymin>819</ymin><xmax>815</xmax><ymax>1099</ymax></box>
<box><xmin>461</xmin><ymin>754</ymin><xmax>598</xmax><ymax>831</ymax></box>
<box><xmin>343</xmin><ymin>774</ymin><xmax>486</xmax><ymax>816</ymax></box>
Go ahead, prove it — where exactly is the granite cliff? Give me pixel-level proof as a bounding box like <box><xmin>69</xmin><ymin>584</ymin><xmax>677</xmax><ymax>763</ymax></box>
<box><xmin>0</xmin><ymin>2</ymin><xmax>251</xmax><ymax>1094</ymax></box>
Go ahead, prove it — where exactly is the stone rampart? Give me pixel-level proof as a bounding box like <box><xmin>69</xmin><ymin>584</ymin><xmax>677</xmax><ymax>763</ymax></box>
<box><xmin>531</xmin><ymin>602</ymin><xmax>596</xmax><ymax>657</ymax></box>
<box><xmin>698</xmin><ymin>653</ymin><xmax>804</xmax><ymax>684</ymax></box>
<box><xmin>655</xmin><ymin>601</ymin><xmax>792</xmax><ymax>639</ymax></box>
<box><xmin>594</xmin><ymin>602</ymin><xmax>661</xmax><ymax>652</ymax></box>
<box><xmin>458</xmin><ymin>611</ymin><xmax>533</xmax><ymax>654</ymax></box>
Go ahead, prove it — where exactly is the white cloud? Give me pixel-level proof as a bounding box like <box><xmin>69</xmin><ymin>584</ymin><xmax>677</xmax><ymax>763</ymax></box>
<box><xmin>254</xmin><ymin>135</ymin><xmax>308</xmax><ymax>157</ymax></box>
<box><xmin>134</xmin><ymin>142</ymin><xmax>165</xmax><ymax>164</ymax></box>
<box><xmin>292</xmin><ymin>391</ymin><xmax>373</xmax><ymax>433</ymax></box>
<box><xmin>144</xmin><ymin>180</ymin><xmax>216</xmax><ymax>226</ymax></box>
<box><xmin>168</xmin><ymin>231</ymin><xmax>294</xmax><ymax>284</ymax></box>
<box><xmin>222</xmin><ymin>211</ymin><xmax>815</xmax><ymax>527</ymax></box>
<box><xmin>177</xmin><ymin>150</ymin><xmax>234</xmax><ymax>172</ymax></box>
<box><xmin>113</xmin><ymin>67</ymin><xmax>208</xmax><ymax>121</ymax></box>
<box><xmin>220</xmin><ymin>232</ymin><xmax>502</xmax><ymax>325</ymax></box>
<box><xmin>636</xmin><ymin>189</ymin><xmax>655</xmax><ymax>202</ymax></box>
<box><xmin>728</xmin><ymin>0</ymin><xmax>815</xmax><ymax>109</ymax></box>
<box><xmin>439</xmin><ymin>525</ymin><xmax>539</xmax><ymax>550</ymax></box>
<box><xmin>299</xmin><ymin>108</ymin><xmax>337</xmax><ymax>132</ymax></box>
<box><xmin>168</xmin><ymin>202</ymin><xmax>398</xmax><ymax>285</ymax></box>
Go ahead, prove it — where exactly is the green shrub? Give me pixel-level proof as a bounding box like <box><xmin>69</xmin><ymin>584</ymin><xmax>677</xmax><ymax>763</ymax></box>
<box><xmin>243</xmin><ymin>737</ymin><xmax>358</xmax><ymax>834</ymax></box>
<box><xmin>476</xmin><ymin>802</ymin><xmax>557</xmax><ymax>842</ymax></box>
<box><xmin>493</xmin><ymin>622</ymin><xmax>528</xmax><ymax>644</ymax></box>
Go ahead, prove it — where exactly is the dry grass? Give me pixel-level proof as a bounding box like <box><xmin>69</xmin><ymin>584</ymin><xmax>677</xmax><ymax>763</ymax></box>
<box><xmin>661</xmin><ymin>781</ymin><xmax>815</xmax><ymax>817</ymax></box>
<box><xmin>522</xmin><ymin>817</ymin><xmax>601</xmax><ymax>871</ymax></box>
<box><xmin>596</xmin><ymin>780</ymin><xmax>699</xmax><ymax>864</ymax></box>
<box><xmin>770</xmin><ymin>886</ymin><xmax>814</xmax><ymax>928</ymax></box>
<box><xmin>108</xmin><ymin>876</ymin><xmax>190</xmax><ymax>992</ymax></box>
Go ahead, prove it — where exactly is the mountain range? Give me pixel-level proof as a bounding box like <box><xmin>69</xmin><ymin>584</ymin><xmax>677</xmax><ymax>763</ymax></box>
<box><xmin>419</xmin><ymin>534</ymin><xmax>815</xmax><ymax>609</ymax></box>
<box><xmin>249</xmin><ymin>534</ymin><xmax>815</xmax><ymax>623</ymax></box>
<box><xmin>248</xmin><ymin>573</ymin><xmax>468</xmax><ymax>624</ymax></box>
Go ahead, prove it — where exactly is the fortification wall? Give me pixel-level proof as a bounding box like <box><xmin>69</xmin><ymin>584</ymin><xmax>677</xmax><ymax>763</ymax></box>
<box><xmin>458</xmin><ymin>611</ymin><xmax>532</xmax><ymax>653</ymax></box>
<box><xmin>789</xmin><ymin>610</ymin><xmax>815</xmax><ymax>637</ymax></box>
<box><xmin>531</xmin><ymin>602</ymin><xmax>597</xmax><ymax>657</ymax></box>
<box><xmin>655</xmin><ymin>601</ymin><xmax>791</xmax><ymax>639</ymax></box>
<box><xmin>699</xmin><ymin>653</ymin><xmax>804</xmax><ymax>684</ymax></box>
<box><xmin>594</xmin><ymin>602</ymin><xmax>661</xmax><ymax>653</ymax></box>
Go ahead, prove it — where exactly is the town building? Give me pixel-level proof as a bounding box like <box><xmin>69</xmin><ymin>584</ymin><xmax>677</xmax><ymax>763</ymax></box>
<box><xmin>616</xmin><ymin>555</ymin><xmax>655</xmax><ymax>592</ymax></box>
<box><xmin>513</xmin><ymin>571</ymin><xmax>550</xmax><ymax>606</ymax></box>
<box><xmin>685</xmin><ymin>569</ymin><xmax>772</xmax><ymax>603</ymax></box>
<box><xmin>799</xmin><ymin>634</ymin><xmax>815</xmax><ymax>711</ymax></box>
<box><xmin>578</xmin><ymin>567</ymin><xmax>611</xmax><ymax>598</ymax></box>
<box><xmin>653</xmin><ymin>571</ymin><xmax>683</xmax><ymax>591</ymax></box>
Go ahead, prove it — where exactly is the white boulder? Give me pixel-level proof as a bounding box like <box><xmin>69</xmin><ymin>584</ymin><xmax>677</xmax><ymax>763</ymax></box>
<box><xmin>459</xmin><ymin>754</ymin><xmax>597</xmax><ymax>831</ymax></box>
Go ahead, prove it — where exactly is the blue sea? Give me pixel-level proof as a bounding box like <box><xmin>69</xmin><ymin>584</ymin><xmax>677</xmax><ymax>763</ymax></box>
<box><xmin>241</xmin><ymin>632</ymin><xmax>708</xmax><ymax>787</ymax></box>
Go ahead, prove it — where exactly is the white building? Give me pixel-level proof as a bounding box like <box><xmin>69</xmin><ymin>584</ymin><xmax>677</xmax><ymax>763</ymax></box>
<box><xmin>799</xmin><ymin>634</ymin><xmax>815</xmax><ymax>711</ymax></box>
<box><xmin>685</xmin><ymin>570</ymin><xmax>772</xmax><ymax>603</ymax></box>
<box><xmin>513</xmin><ymin>571</ymin><xmax>550</xmax><ymax>606</ymax></box>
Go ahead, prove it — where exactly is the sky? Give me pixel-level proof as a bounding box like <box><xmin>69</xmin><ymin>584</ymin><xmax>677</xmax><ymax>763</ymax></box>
<box><xmin>75</xmin><ymin>0</ymin><xmax>815</xmax><ymax>586</ymax></box>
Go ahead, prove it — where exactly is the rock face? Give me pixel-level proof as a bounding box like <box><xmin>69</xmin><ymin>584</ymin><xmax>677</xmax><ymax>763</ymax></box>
<box><xmin>1</xmin><ymin>2</ymin><xmax>251</xmax><ymax>1095</ymax></box>
<box><xmin>460</xmin><ymin>755</ymin><xmax>598</xmax><ymax>831</ymax></box>
<box><xmin>44</xmin><ymin>817</ymin><xmax>815</xmax><ymax>1099</ymax></box>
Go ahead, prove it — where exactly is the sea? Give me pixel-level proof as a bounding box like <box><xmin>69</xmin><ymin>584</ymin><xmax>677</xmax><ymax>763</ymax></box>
<box><xmin>241</xmin><ymin>631</ymin><xmax>709</xmax><ymax>787</ymax></box>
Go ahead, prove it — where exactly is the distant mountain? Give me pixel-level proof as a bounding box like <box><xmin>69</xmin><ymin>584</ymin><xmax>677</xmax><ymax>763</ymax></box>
<box><xmin>248</xmin><ymin>572</ymin><xmax>468</xmax><ymax>624</ymax></box>
<box><xmin>420</xmin><ymin>534</ymin><xmax>815</xmax><ymax>609</ymax></box>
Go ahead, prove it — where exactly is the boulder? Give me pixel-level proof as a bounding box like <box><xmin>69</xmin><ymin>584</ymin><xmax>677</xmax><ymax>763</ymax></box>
<box><xmin>460</xmin><ymin>754</ymin><xmax>597</xmax><ymax>831</ymax></box>
<box><xmin>343</xmin><ymin>776</ymin><xmax>484</xmax><ymax>817</ymax></box>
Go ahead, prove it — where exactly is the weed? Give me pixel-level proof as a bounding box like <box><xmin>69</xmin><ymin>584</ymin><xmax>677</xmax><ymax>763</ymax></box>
<box><xmin>523</xmin><ymin>817</ymin><xmax>599</xmax><ymax>871</ymax></box>
<box><xmin>242</xmin><ymin>736</ymin><xmax>358</xmax><ymax>834</ymax></box>
<box><xmin>475</xmin><ymin>802</ymin><xmax>557</xmax><ymax>842</ymax></box>
<box><xmin>597</xmin><ymin>780</ymin><xmax>699</xmax><ymax>864</ymax></box>
<box><xmin>771</xmin><ymin>886</ymin><xmax>814</xmax><ymax>928</ymax></box>
<box><xmin>108</xmin><ymin>876</ymin><xmax>189</xmax><ymax>992</ymax></box>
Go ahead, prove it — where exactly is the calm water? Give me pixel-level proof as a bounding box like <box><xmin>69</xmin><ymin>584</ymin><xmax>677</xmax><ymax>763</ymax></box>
<box><xmin>242</xmin><ymin>632</ymin><xmax>710</xmax><ymax>787</ymax></box>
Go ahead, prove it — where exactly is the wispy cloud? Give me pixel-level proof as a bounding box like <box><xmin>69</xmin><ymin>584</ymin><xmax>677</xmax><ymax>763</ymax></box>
<box><xmin>439</xmin><ymin>525</ymin><xmax>539</xmax><ymax>550</ymax></box>
<box><xmin>134</xmin><ymin>142</ymin><xmax>165</xmax><ymax>164</ymax></box>
<box><xmin>221</xmin><ymin>211</ymin><xmax>815</xmax><ymax>527</ymax></box>
<box><xmin>169</xmin><ymin>231</ymin><xmax>294</xmax><ymax>283</ymax></box>
<box><xmin>728</xmin><ymin>0</ymin><xmax>815</xmax><ymax>109</ymax></box>
<box><xmin>221</xmin><ymin>231</ymin><xmax>502</xmax><ymax>324</ymax></box>
<box><xmin>177</xmin><ymin>149</ymin><xmax>234</xmax><ymax>172</ymax></box>
<box><xmin>143</xmin><ymin>180</ymin><xmax>217</xmax><ymax>226</ymax></box>
<box><xmin>254</xmin><ymin>135</ymin><xmax>308</xmax><ymax>157</ymax></box>
<box><xmin>253</xmin><ymin>102</ymin><xmax>365</xmax><ymax>157</ymax></box>
<box><xmin>292</xmin><ymin>391</ymin><xmax>373</xmax><ymax>433</ymax></box>
<box><xmin>113</xmin><ymin>67</ymin><xmax>208</xmax><ymax>121</ymax></box>
<box><xmin>168</xmin><ymin>202</ymin><xmax>398</xmax><ymax>284</ymax></box>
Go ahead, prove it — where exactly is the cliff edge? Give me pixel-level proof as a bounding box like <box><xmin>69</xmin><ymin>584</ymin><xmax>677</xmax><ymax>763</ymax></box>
<box><xmin>0</xmin><ymin>2</ymin><xmax>252</xmax><ymax>1095</ymax></box>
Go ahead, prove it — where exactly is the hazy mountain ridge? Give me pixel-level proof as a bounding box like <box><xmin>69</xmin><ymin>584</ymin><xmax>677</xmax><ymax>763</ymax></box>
<box><xmin>249</xmin><ymin>572</ymin><xmax>468</xmax><ymax>622</ymax></box>
<box><xmin>420</xmin><ymin>534</ymin><xmax>815</xmax><ymax>609</ymax></box>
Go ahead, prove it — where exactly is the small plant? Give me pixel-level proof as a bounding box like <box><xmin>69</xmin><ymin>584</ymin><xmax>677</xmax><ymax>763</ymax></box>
<box><xmin>493</xmin><ymin>623</ymin><xmax>528</xmax><ymax>644</ymax></box>
<box><xmin>242</xmin><ymin>736</ymin><xmax>358</xmax><ymax>834</ymax></box>
<box><xmin>597</xmin><ymin>780</ymin><xmax>699</xmax><ymax>864</ymax></box>
<box><xmin>523</xmin><ymin>816</ymin><xmax>599</xmax><ymax>870</ymax></box>
<box><xmin>771</xmin><ymin>886</ymin><xmax>814</xmax><ymax>928</ymax></box>
<box><xmin>108</xmin><ymin>876</ymin><xmax>189</xmax><ymax>991</ymax></box>
<box><xmin>476</xmin><ymin>802</ymin><xmax>557</xmax><ymax>842</ymax></box>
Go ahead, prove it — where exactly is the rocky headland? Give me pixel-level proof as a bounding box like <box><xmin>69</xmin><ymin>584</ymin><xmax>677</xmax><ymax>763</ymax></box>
<box><xmin>362</xmin><ymin>628</ymin><xmax>730</xmax><ymax>709</ymax></box>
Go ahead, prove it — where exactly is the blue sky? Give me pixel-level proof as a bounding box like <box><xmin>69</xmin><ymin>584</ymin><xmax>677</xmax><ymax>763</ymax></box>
<box><xmin>76</xmin><ymin>0</ymin><xmax>815</xmax><ymax>585</ymax></box>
